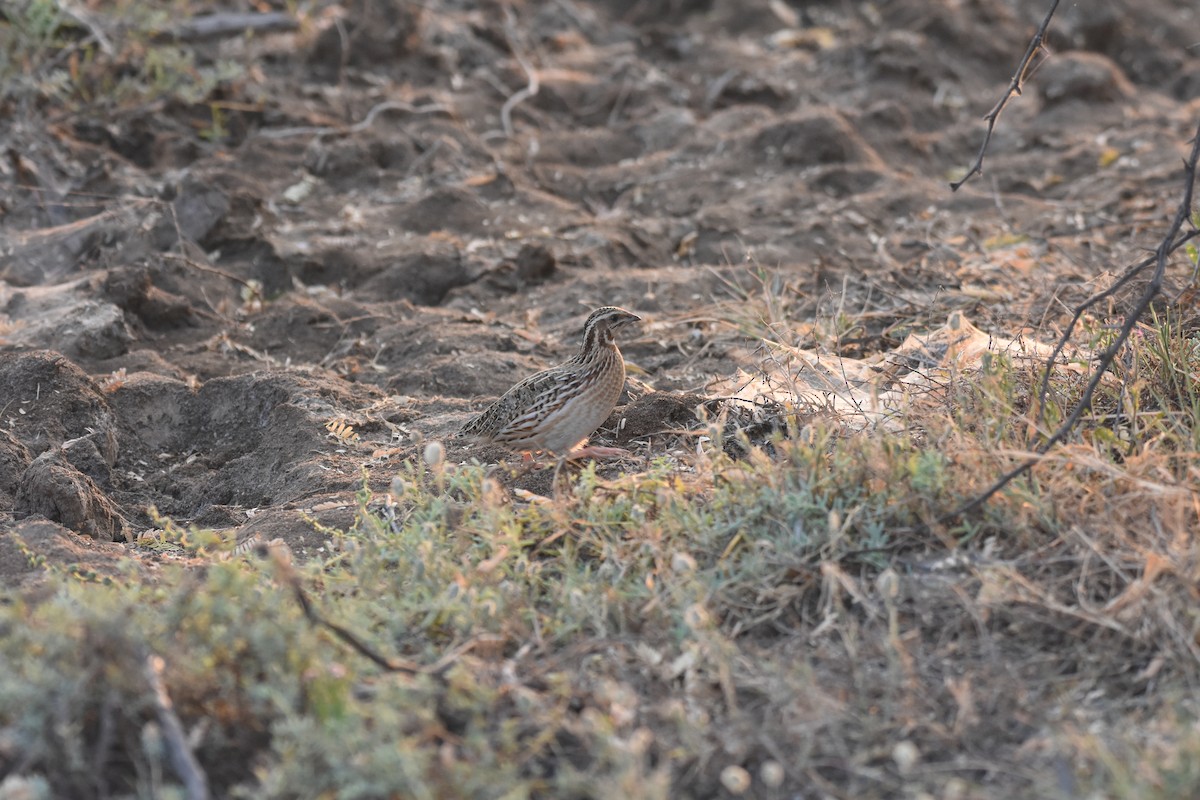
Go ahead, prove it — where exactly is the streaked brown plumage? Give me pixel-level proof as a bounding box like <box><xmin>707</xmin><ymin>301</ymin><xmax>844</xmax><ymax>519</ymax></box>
<box><xmin>460</xmin><ymin>306</ymin><xmax>641</xmax><ymax>456</ymax></box>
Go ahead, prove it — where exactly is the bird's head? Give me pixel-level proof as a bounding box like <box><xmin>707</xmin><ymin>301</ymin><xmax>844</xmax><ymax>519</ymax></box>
<box><xmin>581</xmin><ymin>306</ymin><xmax>641</xmax><ymax>350</ymax></box>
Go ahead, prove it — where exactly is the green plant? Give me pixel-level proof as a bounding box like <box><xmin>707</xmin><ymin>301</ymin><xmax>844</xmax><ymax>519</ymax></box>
<box><xmin>0</xmin><ymin>0</ymin><xmax>243</xmax><ymax>114</ymax></box>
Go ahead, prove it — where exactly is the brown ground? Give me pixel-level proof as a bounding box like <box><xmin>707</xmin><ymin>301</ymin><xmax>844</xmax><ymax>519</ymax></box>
<box><xmin>4</xmin><ymin>0</ymin><xmax>1197</xmax><ymax>555</ymax></box>
<box><xmin>0</xmin><ymin>0</ymin><xmax>1198</xmax><ymax>777</ymax></box>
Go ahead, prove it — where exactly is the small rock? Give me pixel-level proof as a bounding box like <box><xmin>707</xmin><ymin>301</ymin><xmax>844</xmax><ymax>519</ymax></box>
<box><xmin>15</xmin><ymin>450</ymin><xmax>127</xmax><ymax>541</ymax></box>
<box><xmin>61</xmin><ymin>432</ymin><xmax>116</xmax><ymax>489</ymax></box>
<box><xmin>102</xmin><ymin>266</ymin><xmax>198</xmax><ymax>330</ymax></box>
<box><xmin>360</xmin><ymin>246</ymin><xmax>478</xmax><ymax>306</ymax></box>
<box><xmin>513</xmin><ymin>244</ymin><xmax>556</xmax><ymax>284</ymax></box>
<box><xmin>159</xmin><ymin>176</ymin><xmax>230</xmax><ymax>247</ymax></box>
<box><xmin>750</xmin><ymin>108</ymin><xmax>882</xmax><ymax>168</ymax></box>
<box><xmin>396</xmin><ymin>187</ymin><xmax>488</xmax><ymax>236</ymax></box>
<box><xmin>1038</xmin><ymin>52</ymin><xmax>1133</xmax><ymax>106</ymax></box>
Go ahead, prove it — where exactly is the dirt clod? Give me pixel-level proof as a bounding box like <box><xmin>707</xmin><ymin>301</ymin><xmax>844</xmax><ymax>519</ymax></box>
<box><xmin>0</xmin><ymin>352</ymin><xmax>119</xmax><ymax>461</ymax></box>
<box><xmin>15</xmin><ymin>450</ymin><xmax>128</xmax><ymax>541</ymax></box>
<box><xmin>1038</xmin><ymin>52</ymin><xmax>1135</xmax><ymax>105</ymax></box>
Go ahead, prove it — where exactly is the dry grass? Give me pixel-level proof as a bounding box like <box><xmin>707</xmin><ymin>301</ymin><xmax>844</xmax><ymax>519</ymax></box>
<box><xmin>3</xmin><ymin>292</ymin><xmax>1198</xmax><ymax>798</ymax></box>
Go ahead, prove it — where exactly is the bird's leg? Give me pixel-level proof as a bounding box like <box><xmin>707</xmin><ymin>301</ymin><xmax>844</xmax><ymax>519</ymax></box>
<box><xmin>506</xmin><ymin>450</ymin><xmax>547</xmax><ymax>479</ymax></box>
<box><xmin>551</xmin><ymin>455</ymin><xmax>569</xmax><ymax>494</ymax></box>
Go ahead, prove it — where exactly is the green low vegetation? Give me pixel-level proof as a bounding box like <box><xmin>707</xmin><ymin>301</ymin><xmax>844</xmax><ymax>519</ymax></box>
<box><xmin>1</xmin><ymin>0</ymin><xmax>243</xmax><ymax>132</ymax></box>
<box><xmin>3</xmin><ymin>311</ymin><xmax>1199</xmax><ymax>797</ymax></box>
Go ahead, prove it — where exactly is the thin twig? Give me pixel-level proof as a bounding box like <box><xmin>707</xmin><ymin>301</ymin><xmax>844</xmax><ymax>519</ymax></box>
<box><xmin>152</xmin><ymin>12</ymin><xmax>298</xmax><ymax>43</ymax></box>
<box><xmin>57</xmin><ymin>1</ymin><xmax>115</xmax><ymax>55</ymax></box>
<box><xmin>1035</xmin><ymin>227</ymin><xmax>1200</xmax><ymax>427</ymax></box>
<box><xmin>144</xmin><ymin>654</ymin><xmax>210</xmax><ymax>800</ymax></box>
<box><xmin>91</xmin><ymin>688</ymin><xmax>118</xmax><ymax>798</ymax></box>
<box><xmin>950</xmin><ymin>0</ymin><xmax>1060</xmax><ymax>191</ymax></box>
<box><xmin>255</xmin><ymin>100</ymin><xmax>450</xmax><ymax>140</ymax></box>
<box><xmin>264</xmin><ymin>543</ymin><xmax>475</xmax><ymax>675</ymax></box>
<box><xmin>951</xmin><ymin>120</ymin><xmax>1200</xmax><ymax>518</ymax></box>
<box><xmin>159</xmin><ymin>252</ymin><xmax>256</xmax><ymax>293</ymax></box>
<box><xmin>499</xmin><ymin>4</ymin><xmax>540</xmax><ymax>138</ymax></box>
<box><xmin>333</xmin><ymin>15</ymin><xmax>350</xmax><ymax>96</ymax></box>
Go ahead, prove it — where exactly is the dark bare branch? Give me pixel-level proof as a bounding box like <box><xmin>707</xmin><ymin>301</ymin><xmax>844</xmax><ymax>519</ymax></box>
<box><xmin>264</xmin><ymin>542</ymin><xmax>474</xmax><ymax>675</ymax></box>
<box><xmin>153</xmin><ymin>12</ymin><xmax>298</xmax><ymax>43</ymax></box>
<box><xmin>951</xmin><ymin>120</ymin><xmax>1200</xmax><ymax>519</ymax></box>
<box><xmin>950</xmin><ymin>0</ymin><xmax>1061</xmax><ymax>192</ymax></box>
<box><xmin>1034</xmin><ymin>227</ymin><xmax>1200</xmax><ymax>429</ymax></box>
<box><xmin>144</xmin><ymin>654</ymin><xmax>210</xmax><ymax>800</ymax></box>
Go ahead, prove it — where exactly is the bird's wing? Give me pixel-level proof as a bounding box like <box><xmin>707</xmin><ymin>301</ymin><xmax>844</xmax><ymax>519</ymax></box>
<box><xmin>459</xmin><ymin>366</ymin><xmax>570</xmax><ymax>438</ymax></box>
